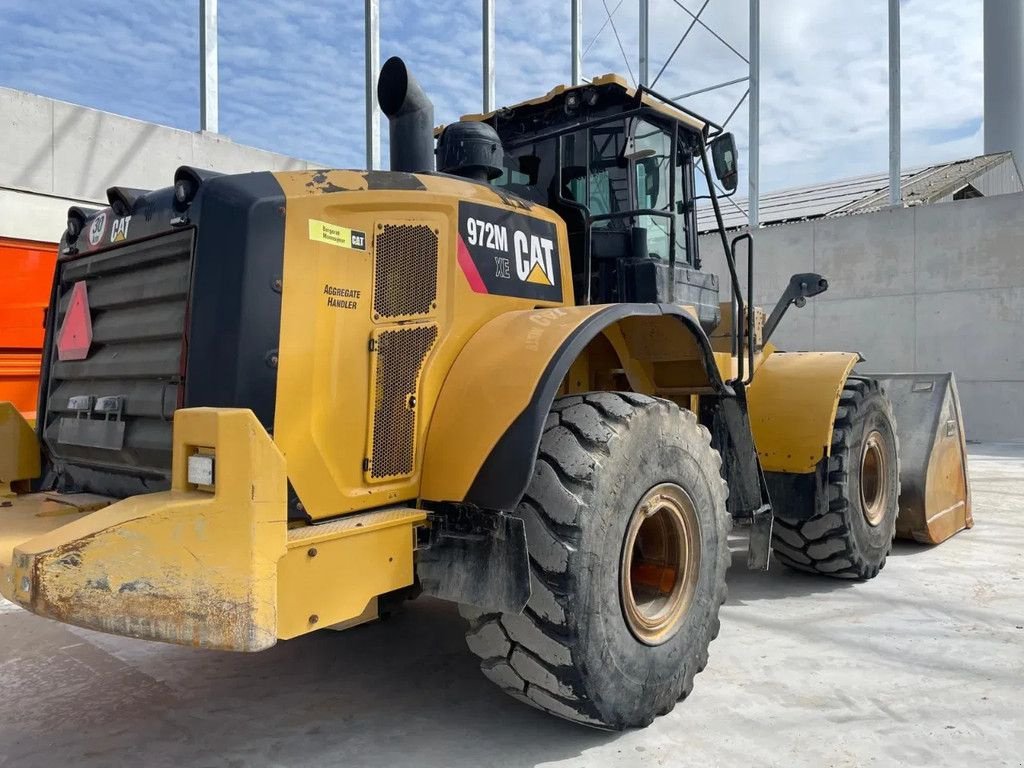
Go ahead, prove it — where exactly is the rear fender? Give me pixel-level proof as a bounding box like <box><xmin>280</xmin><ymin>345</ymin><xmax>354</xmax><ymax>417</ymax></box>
<box><xmin>420</xmin><ymin>303</ymin><xmax>728</xmax><ymax>511</ymax></box>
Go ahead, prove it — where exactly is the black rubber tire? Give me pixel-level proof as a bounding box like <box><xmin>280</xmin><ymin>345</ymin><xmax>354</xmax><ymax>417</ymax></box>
<box><xmin>459</xmin><ymin>392</ymin><xmax>730</xmax><ymax>729</ymax></box>
<box><xmin>771</xmin><ymin>377</ymin><xmax>901</xmax><ymax>579</ymax></box>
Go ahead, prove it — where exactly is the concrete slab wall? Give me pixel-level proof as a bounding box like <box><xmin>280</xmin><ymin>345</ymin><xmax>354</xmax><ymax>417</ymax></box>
<box><xmin>698</xmin><ymin>193</ymin><xmax>1024</xmax><ymax>441</ymax></box>
<box><xmin>0</xmin><ymin>87</ymin><xmax>319</xmax><ymax>242</ymax></box>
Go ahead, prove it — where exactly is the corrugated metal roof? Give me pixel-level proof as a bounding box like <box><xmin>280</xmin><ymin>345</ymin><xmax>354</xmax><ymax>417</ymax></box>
<box><xmin>697</xmin><ymin>152</ymin><xmax>1020</xmax><ymax>232</ymax></box>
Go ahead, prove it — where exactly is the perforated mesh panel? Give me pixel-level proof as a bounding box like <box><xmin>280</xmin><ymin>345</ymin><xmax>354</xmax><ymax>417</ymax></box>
<box><xmin>368</xmin><ymin>324</ymin><xmax>438</xmax><ymax>480</ymax></box>
<box><xmin>373</xmin><ymin>224</ymin><xmax>438</xmax><ymax>320</ymax></box>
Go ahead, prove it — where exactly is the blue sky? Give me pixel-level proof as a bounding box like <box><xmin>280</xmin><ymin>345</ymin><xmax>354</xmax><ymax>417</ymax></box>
<box><xmin>0</xmin><ymin>0</ymin><xmax>983</xmax><ymax>194</ymax></box>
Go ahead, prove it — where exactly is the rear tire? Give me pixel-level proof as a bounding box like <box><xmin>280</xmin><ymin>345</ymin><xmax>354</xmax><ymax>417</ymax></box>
<box><xmin>460</xmin><ymin>393</ymin><xmax>730</xmax><ymax>729</ymax></box>
<box><xmin>772</xmin><ymin>377</ymin><xmax>900</xmax><ymax>579</ymax></box>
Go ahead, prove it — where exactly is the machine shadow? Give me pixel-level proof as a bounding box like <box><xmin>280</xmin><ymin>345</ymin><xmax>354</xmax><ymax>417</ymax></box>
<box><xmin>724</xmin><ymin>534</ymin><xmax>857</xmax><ymax>605</ymax></box>
<box><xmin>886</xmin><ymin>539</ymin><xmax>939</xmax><ymax>558</ymax></box>
<box><xmin>7</xmin><ymin>599</ymin><xmax>617</xmax><ymax>768</ymax></box>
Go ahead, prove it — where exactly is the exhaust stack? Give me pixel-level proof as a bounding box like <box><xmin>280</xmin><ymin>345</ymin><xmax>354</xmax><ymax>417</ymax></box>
<box><xmin>377</xmin><ymin>57</ymin><xmax>435</xmax><ymax>174</ymax></box>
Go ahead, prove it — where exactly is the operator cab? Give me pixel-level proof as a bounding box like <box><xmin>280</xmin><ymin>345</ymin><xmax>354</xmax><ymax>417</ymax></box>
<box><xmin>451</xmin><ymin>75</ymin><xmax>738</xmax><ymax>330</ymax></box>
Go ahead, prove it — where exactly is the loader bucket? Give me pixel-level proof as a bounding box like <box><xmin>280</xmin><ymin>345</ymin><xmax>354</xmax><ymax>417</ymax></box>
<box><xmin>873</xmin><ymin>373</ymin><xmax>972</xmax><ymax>544</ymax></box>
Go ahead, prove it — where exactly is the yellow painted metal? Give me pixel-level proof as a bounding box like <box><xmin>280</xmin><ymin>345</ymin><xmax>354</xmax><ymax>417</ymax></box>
<box><xmin>600</xmin><ymin>321</ymin><xmax>657</xmax><ymax>393</ymax></box>
<box><xmin>264</xmin><ymin>171</ymin><xmax>724</xmax><ymax>515</ymax></box>
<box><xmin>0</xmin><ymin>407</ymin><xmax>426</xmax><ymax>649</ymax></box>
<box><xmin>710</xmin><ymin>303</ymin><xmax>765</xmax><ymax>355</ymax></box>
<box><xmin>421</xmin><ymin>304</ymin><xmax>604</xmax><ymax>503</ymax></box>
<box><xmin>1</xmin><ymin>408</ymin><xmax>287</xmax><ymax>650</ymax></box>
<box><xmin>326</xmin><ymin>596</ymin><xmax>379</xmax><ymax>632</ymax></box>
<box><xmin>745</xmin><ymin>351</ymin><xmax>860</xmax><ymax>474</ymax></box>
<box><xmin>269</xmin><ymin>171</ymin><xmax>572</xmax><ymax>520</ymax></box>
<box><xmin>420</xmin><ymin>305</ymin><xmax>720</xmax><ymax>503</ymax></box>
<box><xmin>0</xmin><ymin>495</ymin><xmax>112</xmax><ymax>571</ymax></box>
<box><xmin>0</xmin><ymin>401</ymin><xmax>40</xmax><ymax>496</ymax></box>
<box><xmin>276</xmin><ymin>506</ymin><xmax>426</xmax><ymax>639</ymax></box>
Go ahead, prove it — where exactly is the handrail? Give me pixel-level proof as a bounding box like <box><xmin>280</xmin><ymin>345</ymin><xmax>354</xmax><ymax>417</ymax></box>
<box><xmin>635</xmin><ymin>84</ymin><xmax>725</xmax><ymax>139</ymax></box>
<box><xmin>730</xmin><ymin>233</ymin><xmax>755</xmax><ymax>384</ymax></box>
<box><xmin>587</xmin><ymin>209</ymin><xmax>673</xmax><ymax>223</ymax></box>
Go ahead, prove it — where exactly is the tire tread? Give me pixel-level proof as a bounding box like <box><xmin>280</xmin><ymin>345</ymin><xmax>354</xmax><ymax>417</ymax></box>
<box><xmin>461</xmin><ymin>393</ymin><xmax>729</xmax><ymax>729</ymax></box>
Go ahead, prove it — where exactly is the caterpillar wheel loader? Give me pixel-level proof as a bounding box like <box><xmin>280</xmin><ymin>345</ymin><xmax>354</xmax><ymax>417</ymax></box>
<box><xmin>0</xmin><ymin>58</ymin><xmax>972</xmax><ymax>729</ymax></box>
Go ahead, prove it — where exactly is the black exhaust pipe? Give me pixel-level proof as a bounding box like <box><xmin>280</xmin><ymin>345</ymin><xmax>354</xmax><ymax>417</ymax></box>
<box><xmin>377</xmin><ymin>56</ymin><xmax>435</xmax><ymax>174</ymax></box>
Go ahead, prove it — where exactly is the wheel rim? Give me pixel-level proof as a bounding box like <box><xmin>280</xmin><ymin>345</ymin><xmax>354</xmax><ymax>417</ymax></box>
<box><xmin>620</xmin><ymin>483</ymin><xmax>701</xmax><ymax>646</ymax></box>
<box><xmin>860</xmin><ymin>430</ymin><xmax>889</xmax><ymax>527</ymax></box>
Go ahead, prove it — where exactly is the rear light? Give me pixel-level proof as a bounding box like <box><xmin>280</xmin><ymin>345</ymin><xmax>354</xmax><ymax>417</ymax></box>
<box><xmin>63</xmin><ymin>206</ymin><xmax>99</xmax><ymax>254</ymax></box>
<box><xmin>187</xmin><ymin>452</ymin><xmax>215</xmax><ymax>488</ymax></box>
<box><xmin>174</xmin><ymin>178</ymin><xmax>196</xmax><ymax>206</ymax></box>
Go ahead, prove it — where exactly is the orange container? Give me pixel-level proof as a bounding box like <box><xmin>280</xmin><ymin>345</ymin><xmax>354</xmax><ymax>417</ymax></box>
<box><xmin>0</xmin><ymin>237</ymin><xmax>57</xmax><ymax>421</ymax></box>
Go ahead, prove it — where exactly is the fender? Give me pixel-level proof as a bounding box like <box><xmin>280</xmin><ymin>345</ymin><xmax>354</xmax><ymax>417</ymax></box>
<box><xmin>745</xmin><ymin>350</ymin><xmax>860</xmax><ymax>474</ymax></box>
<box><xmin>420</xmin><ymin>303</ymin><xmax>729</xmax><ymax>511</ymax></box>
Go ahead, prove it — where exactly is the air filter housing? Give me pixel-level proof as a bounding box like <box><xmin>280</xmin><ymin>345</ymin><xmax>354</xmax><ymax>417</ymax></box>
<box><xmin>437</xmin><ymin>121</ymin><xmax>504</xmax><ymax>182</ymax></box>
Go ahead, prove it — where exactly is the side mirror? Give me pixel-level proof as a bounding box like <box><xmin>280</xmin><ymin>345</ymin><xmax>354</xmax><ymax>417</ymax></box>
<box><xmin>711</xmin><ymin>133</ymin><xmax>739</xmax><ymax>193</ymax></box>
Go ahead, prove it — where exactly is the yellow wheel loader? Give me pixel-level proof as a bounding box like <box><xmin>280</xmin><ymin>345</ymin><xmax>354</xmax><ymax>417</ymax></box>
<box><xmin>0</xmin><ymin>58</ymin><xmax>972</xmax><ymax>729</ymax></box>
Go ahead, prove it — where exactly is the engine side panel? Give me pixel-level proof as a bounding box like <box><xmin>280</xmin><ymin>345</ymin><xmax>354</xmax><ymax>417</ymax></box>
<box><xmin>270</xmin><ymin>171</ymin><xmax>573</xmax><ymax>520</ymax></box>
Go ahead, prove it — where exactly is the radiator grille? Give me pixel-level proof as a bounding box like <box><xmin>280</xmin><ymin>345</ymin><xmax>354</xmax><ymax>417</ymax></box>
<box><xmin>373</xmin><ymin>224</ymin><xmax>438</xmax><ymax>320</ymax></box>
<box><xmin>367</xmin><ymin>324</ymin><xmax>438</xmax><ymax>480</ymax></box>
<box><xmin>42</xmin><ymin>230</ymin><xmax>194</xmax><ymax>482</ymax></box>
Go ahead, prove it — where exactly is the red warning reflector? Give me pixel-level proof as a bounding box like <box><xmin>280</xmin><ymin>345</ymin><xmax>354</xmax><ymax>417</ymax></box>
<box><xmin>56</xmin><ymin>281</ymin><xmax>93</xmax><ymax>361</ymax></box>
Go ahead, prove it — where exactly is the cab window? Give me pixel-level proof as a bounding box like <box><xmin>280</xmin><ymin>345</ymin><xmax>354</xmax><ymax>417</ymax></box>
<box><xmin>490</xmin><ymin>144</ymin><xmax>550</xmax><ymax>207</ymax></box>
<box><xmin>555</xmin><ymin>115</ymin><xmax>698</xmax><ymax>265</ymax></box>
<box><xmin>632</xmin><ymin>120</ymin><xmax>674</xmax><ymax>259</ymax></box>
<box><xmin>560</xmin><ymin>125</ymin><xmax>630</xmax><ymax>228</ymax></box>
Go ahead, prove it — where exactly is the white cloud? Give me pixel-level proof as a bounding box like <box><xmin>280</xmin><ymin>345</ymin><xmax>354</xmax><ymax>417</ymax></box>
<box><xmin>0</xmin><ymin>0</ymin><xmax>985</xmax><ymax>191</ymax></box>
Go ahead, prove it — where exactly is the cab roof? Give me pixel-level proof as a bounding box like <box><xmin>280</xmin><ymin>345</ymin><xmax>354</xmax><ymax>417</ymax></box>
<box><xmin>459</xmin><ymin>73</ymin><xmax>710</xmax><ymax>135</ymax></box>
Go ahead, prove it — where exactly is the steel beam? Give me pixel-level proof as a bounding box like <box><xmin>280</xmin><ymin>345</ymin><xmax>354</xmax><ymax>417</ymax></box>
<box><xmin>199</xmin><ymin>0</ymin><xmax>218</xmax><ymax>133</ymax></box>
<box><xmin>888</xmin><ymin>0</ymin><xmax>901</xmax><ymax>207</ymax></box>
<box><xmin>639</xmin><ymin>0</ymin><xmax>650</xmax><ymax>86</ymax></box>
<box><xmin>748</xmin><ymin>0</ymin><xmax>759</xmax><ymax>228</ymax></box>
<box><xmin>365</xmin><ymin>0</ymin><xmax>380</xmax><ymax>170</ymax></box>
<box><xmin>483</xmin><ymin>0</ymin><xmax>495</xmax><ymax>111</ymax></box>
<box><xmin>984</xmin><ymin>0</ymin><xmax>1024</xmax><ymax>175</ymax></box>
<box><xmin>675</xmin><ymin>75</ymin><xmax>749</xmax><ymax>101</ymax></box>
<box><xmin>572</xmin><ymin>0</ymin><xmax>583</xmax><ymax>85</ymax></box>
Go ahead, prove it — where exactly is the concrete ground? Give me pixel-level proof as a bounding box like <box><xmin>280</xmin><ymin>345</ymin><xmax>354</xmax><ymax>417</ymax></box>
<box><xmin>1</xmin><ymin>444</ymin><xmax>1021</xmax><ymax>768</ymax></box>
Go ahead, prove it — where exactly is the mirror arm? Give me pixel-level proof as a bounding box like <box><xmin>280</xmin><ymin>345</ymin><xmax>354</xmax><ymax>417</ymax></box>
<box><xmin>762</xmin><ymin>273</ymin><xmax>830</xmax><ymax>343</ymax></box>
<box><xmin>693</xmin><ymin>185</ymin><xmax>738</xmax><ymax>202</ymax></box>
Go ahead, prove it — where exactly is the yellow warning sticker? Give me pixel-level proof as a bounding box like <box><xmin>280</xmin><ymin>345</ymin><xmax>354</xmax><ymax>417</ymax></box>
<box><xmin>308</xmin><ymin>219</ymin><xmax>367</xmax><ymax>251</ymax></box>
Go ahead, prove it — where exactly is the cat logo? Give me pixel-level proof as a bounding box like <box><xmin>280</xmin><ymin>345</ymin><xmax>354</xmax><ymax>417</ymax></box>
<box><xmin>458</xmin><ymin>201</ymin><xmax>562</xmax><ymax>303</ymax></box>
<box><xmin>111</xmin><ymin>215</ymin><xmax>132</xmax><ymax>243</ymax></box>
<box><xmin>513</xmin><ymin>231</ymin><xmax>557</xmax><ymax>287</ymax></box>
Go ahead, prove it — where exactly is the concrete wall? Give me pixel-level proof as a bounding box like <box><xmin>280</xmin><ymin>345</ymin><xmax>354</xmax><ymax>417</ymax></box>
<box><xmin>698</xmin><ymin>192</ymin><xmax>1024</xmax><ymax>441</ymax></box>
<box><xmin>0</xmin><ymin>87</ymin><xmax>319</xmax><ymax>242</ymax></box>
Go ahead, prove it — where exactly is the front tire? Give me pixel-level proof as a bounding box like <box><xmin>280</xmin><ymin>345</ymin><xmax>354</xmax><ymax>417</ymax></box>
<box><xmin>460</xmin><ymin>393</ymin><xmax>730</xmax><ymax>729</ymax></box>
<box><xmin>772</xmin><ymin>377</ymin><xmax>900</xmax><ymax>579</ymax></box>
